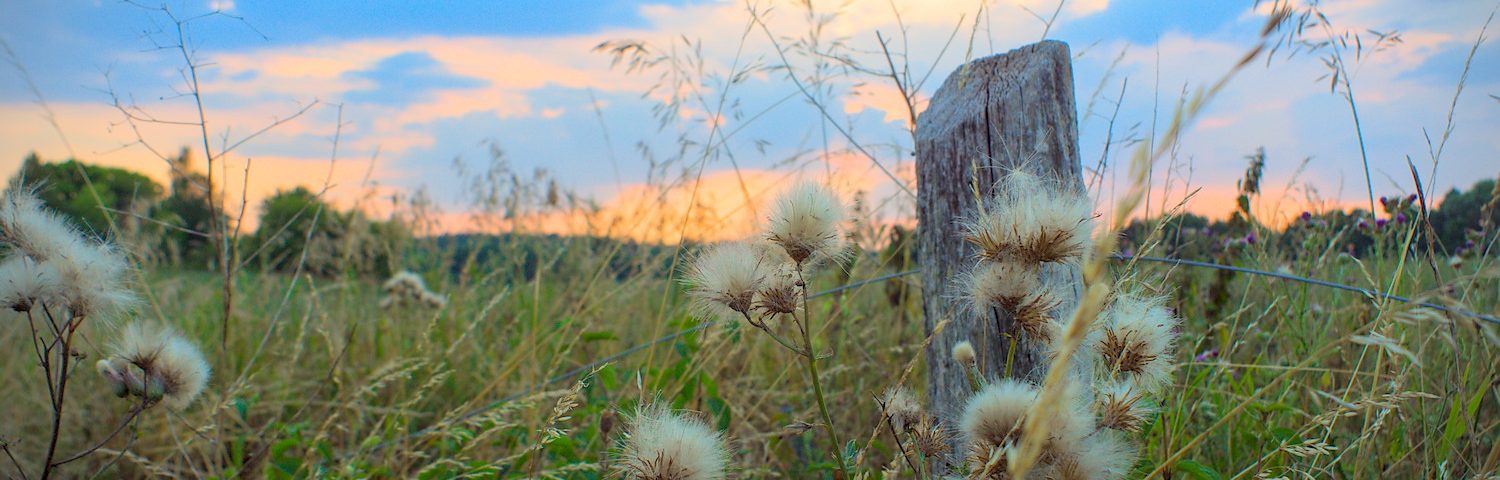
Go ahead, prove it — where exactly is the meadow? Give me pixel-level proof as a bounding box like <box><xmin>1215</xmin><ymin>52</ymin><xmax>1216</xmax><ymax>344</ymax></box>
<box><xmin>1</xmin><ymin>1</ymin><xmax>1498</xmax><ymax>479</ymax></box>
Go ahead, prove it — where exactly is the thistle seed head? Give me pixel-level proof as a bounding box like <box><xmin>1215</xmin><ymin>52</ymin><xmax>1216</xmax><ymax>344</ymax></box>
<box><xmin>616</xmin><ymin>403</ymin><xmax>730</xmax><ymax>480</ymax></box>
<box><xmin>765</xmin><ymin>182</ymin><xmax>846</xmax><ymax>269</ymax></box>
<box><xmin>104</xmin><ymin>323</ymin><xmax>211</xmax><ymax>409</ymax></box>
<box><xmin>1094</xmin><ymin>293</ymin><xmax>1179</xmax><ymax>392</ymax></box>
<box><xmin>683</xmin><ymin>243</ymin><xmax>766</xmax><ymax>321</ymax></box>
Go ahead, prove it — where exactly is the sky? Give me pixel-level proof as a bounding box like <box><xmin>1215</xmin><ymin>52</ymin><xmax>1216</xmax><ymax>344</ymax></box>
<box><xmin>0</xmin><ymin>0</ymin><xmax>1496</xmax><ymax>242</ymax></box>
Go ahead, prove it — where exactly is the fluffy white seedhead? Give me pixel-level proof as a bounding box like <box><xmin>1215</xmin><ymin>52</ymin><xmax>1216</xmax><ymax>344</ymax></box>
<box><xmin>1094</xmin><ymin>293</ymin><xmax>1179</xmax><ymax>392</ymax></box>
<box><xmin>51</xmin><ymin>242</ymin><xmax>135</xmax><ymax>318</ymax></box>
<box><xmin>960</xmin><ymin>380</ymin><xmax>1037</xmax><ymax>457</ymax></box>
<box><xmin>765</xmin><ymin>182</ymin><xmax>846</xmax><ymax>268</ymax></box>
<box><xmin>0</xmin><ymin>187</ymin><xmax>87</xmax><ymax>262</ymax></box>
<box><xmin>961</xmin><ymin>170</ymin><xmax>1094</xmax><ymax>264</ymax></box>
<box><xmin>0</xmin><ymin>188</ymin><xmax>134</xmax><ymax>319</ymax></box>
<box><xmin>958</xmin><ymin>261</ymin><xmax>1059</xmax><ymax>343</ymax></box>
<box><xmin>952</xmin><ymin>340</ymin><xmax>977</xmax><ymax>366</ymax></box>
<box><xmin>1050</xmin><ymin>429</ymin><xmax>1139</xmax><ymax>480</ymax></box>
<box><xmin>1095</xmin><ymin>381</ymin><xmax>1153</xmax><ymax>433</ymax></box>
<box><xmin>101</xmin><ymin>323</ymin><xmax>211</xmax><ymax>409</ymax></box>
<box><xmin>0</xmin><ymin>255</ymin><xmax>63</xmax><ymax>312</ymax></box>
<box><xmin>881</xmin><ymin>387</ymin><xmax>923</xmax><ymax>432</ymax></box>
<box><xmin>379</xmin><ymin>270</ymin><xmax>447</xmax><ymax>309</ymax></box>
<box><xmin>684</xmin><ymin>243</ymin><xmax>766</xmax><ymax>321</ymax></box>
<box><xmin>618</xmin><ymin>403</ymin><xmax>730</xmax><ymax>480</ymax></box>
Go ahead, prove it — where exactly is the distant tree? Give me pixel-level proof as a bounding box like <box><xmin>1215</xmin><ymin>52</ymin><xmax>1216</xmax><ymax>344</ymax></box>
<box><xmin>9</xmin><ymin>152</ymin><xmax>165</xmax><ymax>237</ymax></box>
<box><xmin>1430</xmin><ymin>178</ymin><xmax>1499</xmax><ymax>252</ymax></box>
<box><xmin>250</xmin><ymin>186</ymin><xmax>407</xmax><ymax>276</ymax></box>
<box><xmin>156</xmin><ymin>148</ymin><xmax>222</xmax><ymax>267</ymax></box>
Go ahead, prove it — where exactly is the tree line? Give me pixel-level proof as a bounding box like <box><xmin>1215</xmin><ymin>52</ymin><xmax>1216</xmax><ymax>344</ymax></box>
<box><xmin>7</xmin><ymin>150</ymin><xmax>407</xmax><ymax>276</ymax></box>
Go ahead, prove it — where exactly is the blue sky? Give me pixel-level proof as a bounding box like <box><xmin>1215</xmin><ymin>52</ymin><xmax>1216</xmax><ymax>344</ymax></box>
<box><xmin>1</xmin><ymin>0</ymin><xmax>1496</xmax><ymax>239</ymax></box>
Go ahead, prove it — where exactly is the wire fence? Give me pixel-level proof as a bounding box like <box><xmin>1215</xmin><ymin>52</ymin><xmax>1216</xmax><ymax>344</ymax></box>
<box><xmin>341</xmin><ymin>253</ymin><xmax>1496</xmax><ymax>460</ymax></box>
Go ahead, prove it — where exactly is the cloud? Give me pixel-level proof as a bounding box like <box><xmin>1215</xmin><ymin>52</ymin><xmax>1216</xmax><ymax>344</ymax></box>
<box><xmin>342</xmin><ymin>51</ymin><xmax>487</xmax><ymax>106</ymax></box>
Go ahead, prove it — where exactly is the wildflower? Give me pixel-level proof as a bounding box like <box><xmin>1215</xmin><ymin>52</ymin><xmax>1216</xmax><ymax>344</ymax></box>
<box><xmin>765</xmin><ymin>182</ymin><xmax>846</xmax><ymax>267</ymax></box>
<box><xmin>617</xmin><ymin>403</ymin><xmax>730</xmax><ymax>480</ymax></box>
<box><xmin>753</xmin><ymin>264</ymin><xmax>800</xmax><ymax>316</ymax></box>
<box><xmin>881</xmin><ymin>387</ymin><xmax>922</xmax><ymax>432</ymax></box>
<box><xmin>959</xmin><ymin>261</ymin><xmax>1059</xmax><ymax>343</ymax></box>
<box><xmin>98</xmin><ymin>323</ymin><xmax>211</xmax><ymax>409</ymax></box>
<box><xmin>960</xmin><ymin>170</ymin><xmax>1093</xmax><ymax>264</ymax></box>
<box><xmin>0</xmin><ymin>255</ymin><xmax>62</xmax><ymax>312</ymax></box>
<box><xmin>684</xmin><ymin>243</ymin><xmax>766</xmax><ymax>321</ymax></box>
<box><xmin>1094</xmin><ymin>293</ymin><xmax>1179</xmax><ymax>392</ymax></box>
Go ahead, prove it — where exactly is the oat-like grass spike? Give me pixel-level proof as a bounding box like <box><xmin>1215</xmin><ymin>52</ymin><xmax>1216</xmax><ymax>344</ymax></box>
<box><xmin>1093</xmin><ymin>293</ymin><xmax>1179</xmax><ymax>392</ymax></box>
<box><xmin>765</xmin><ymin>182</ymin><xmax>847</xmax><ymax>268</ymax></box>
<box><xmin>960</xmin><ymin>170</ymin><xmax>1093</xmax><ymax>264</ymax></box>
<box><xmin>684</xmin><ymin>242</ymin><xmax>766</xmax><ymax>322</ymax></box>
<box><xmin>98</xmin><ymin>323</ymin><xmax>211</xmax><ymax>409</ymax></box>
<box><xmin>616</xmin><ymin>403</ymin><xmax>730</xmax><ymax>480</ymax></box>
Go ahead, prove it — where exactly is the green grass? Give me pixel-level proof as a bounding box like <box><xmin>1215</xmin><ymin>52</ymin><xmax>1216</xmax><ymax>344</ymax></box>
<box><xmin>2</xmin><ymin>224</ymin><xmax>1495</xmax><ymax>478</ymax></box>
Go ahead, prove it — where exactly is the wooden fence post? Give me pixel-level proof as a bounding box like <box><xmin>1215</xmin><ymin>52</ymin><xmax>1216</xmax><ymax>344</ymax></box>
<box><xmin>916</xmin><ymin>40</ymin><xmax>1085</xmax><ymax>440</ymax></box>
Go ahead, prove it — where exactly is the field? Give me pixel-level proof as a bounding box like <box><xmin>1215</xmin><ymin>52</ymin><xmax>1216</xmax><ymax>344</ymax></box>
<box><xmin>2</xmin><ymin>212</ymin><xmax>1497</xmax><ymax>478</ymax></box>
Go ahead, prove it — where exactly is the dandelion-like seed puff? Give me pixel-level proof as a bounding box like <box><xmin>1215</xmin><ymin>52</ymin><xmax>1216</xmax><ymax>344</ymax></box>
<box><xmin>0</xmin><ymin>188</ymin><xmax>134</xmax><ymax>319</ymax></box>
<box><xmin>616</xmin><ymin>403</ymin><xmax>730</xmax><ymax>480</ymax></box>
<box><xmin>683</xmin><ymin>243</ymin><xmax>766</xmax><ymax>322</ymax></box>
<box><xmin>960</xmin><ymin>170</ymin><xmax>1093</xmax><ymax>264</ymax></box>
<box><xmin>96</xmin><ymin>323</ymin><xmax>211</xmax><ymax>409</ymax></box>
<box><xmin>958</xmin><ymin>260</ymin><xmax>1061</xmax><ymax>344</ymax></box>
<box><xmin>1093</xmin><ymin>293</ymin><xmax>1179</xmax><ymax>392</ymax></box>
<box><xmin>765</xmin><ymin>182</ymin><xmax>846</xmax><ymax>268</ymax></box>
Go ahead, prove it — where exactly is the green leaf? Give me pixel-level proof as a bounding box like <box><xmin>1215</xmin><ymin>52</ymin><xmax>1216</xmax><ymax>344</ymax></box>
<box><xmin>1174</xmin><ymin>459</ymin><xmax>1223</xmax><ymax>480</ymax></box>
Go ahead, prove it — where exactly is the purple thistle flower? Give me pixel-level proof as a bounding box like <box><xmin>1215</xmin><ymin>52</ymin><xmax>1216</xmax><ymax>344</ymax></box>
<box><xmin>1376</xmin><ymin>218</ymin><xmax>1388</xmax><ymax>229</ymax></box>
<box><xmin>1395</xmin><ymin>213</ymin><xmax>1408</xmax><ymax>224</ymax></box>
<box><xmin>1194</xmin><ymin>349</ymin><xmax>1219</xmax><ymax>362</ymax></box>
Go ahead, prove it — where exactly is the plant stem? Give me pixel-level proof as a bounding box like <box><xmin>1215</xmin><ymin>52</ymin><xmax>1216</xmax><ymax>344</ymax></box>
<box><xmin>50</xmin><ymin>404</ymin><xmax>145</xmax><ymax>468</ymax></box>
<box><xmin>795</xmin><ymin>267</ymin><xmax>849</xmax><ymax>477</ymax></box>
<box><xmin>40</xmin><ymin>319</ymin><xmax>77</xmax><ymax>480</ymax></box>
